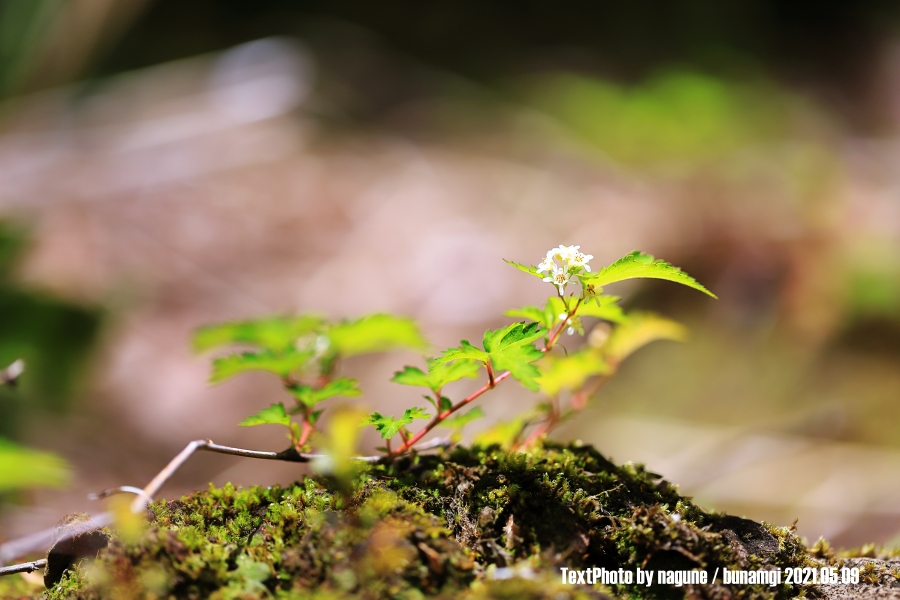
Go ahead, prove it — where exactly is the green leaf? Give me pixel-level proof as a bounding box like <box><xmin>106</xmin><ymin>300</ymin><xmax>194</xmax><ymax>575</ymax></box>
<box><xmin>325</xmin><ymin>314</ymin><xmax>428</xmax><ymax>357</ymax></box>
<box><xmin>287</xmin><ymin>377</ymin><xmax>362</xmax><ymax>407</ymax></box>
<box><xmin>193</xmin><ymin>315</ymin><xmax>324</xmax><ymax>352</ymax></box>
<box><xmin>437</xmin><ymin>407</ymin><xmax>484</xmax><ymax>430</ymax></box>
<box><xmin>364</xmin><ymin>407</ymin><xmax>431</xmax><ymax>439</ymax></box>
<box><xmin>428</xmin><ymin>340</ymin><xmax>489</xmax><ymax>369</ymax></box>
<box><xmin>431</xmin><ymin>323</ymin><xmax>547</xmax><ymax>392</ymax></box>
<box><xmin>576</xmin><ymin>294</ymin><xmax>627</xmax><ymax>323</ymax></box>
<box><xmin>491</xmin><ymin>343</ymin><xmax>544</xmax><ymax>391</ymax></box>
<box><xmin>392</xmin><ymin>361</ymin><xmax>482</xmax><ymax>391</ymax></box>
<box><xmin>482</xmin><ymin>321</ymin><xmax>546</xmax><ymax>353</ymax></box>
<box><xmin>503</xmin><ymin>259</ymin><xmax>544</xmax><ymax>279</ymax></box>
<box><xmin>537</xmin><ymin>351</ymin><xmax>611</xmax><ymax>396</ymax></box>
<box><xmin>210</xmin><ymin>349</ymin><xmax>315</xmax><ymax>382</ymax></box>
<box><xmin>580</xmin><ymin>251</ymin><xmax>717</xmax><ymax>298</ymax></box>
<box><xmin>0</xmin><ymin>438</ymin><xmax>69</xmax><ymax>491</ymax></box>
<box><xmin>239</xmin><ymin>403</ymin><xmax>291</xmax><ymax>427</ymax></box>
<box><xmin>483</xmin><ymin>322</ymin><xmax>547</xmax><ymax>391</ymax></box>
<box><xmin>599</xmin><ymin>312</ymin><xmax>688</xmax><ymax>365</ymax></box>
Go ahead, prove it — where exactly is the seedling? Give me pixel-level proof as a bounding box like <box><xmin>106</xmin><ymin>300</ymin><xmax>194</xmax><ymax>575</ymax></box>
<box><xmin>195</xmin><ymin>246</ymin><xmax>716</xmax><ymax>456</ymax></box>
<box><xmin>0</xmin><ymin>246</ymin><xmax>716</xmax><ymax>571</ymax></box>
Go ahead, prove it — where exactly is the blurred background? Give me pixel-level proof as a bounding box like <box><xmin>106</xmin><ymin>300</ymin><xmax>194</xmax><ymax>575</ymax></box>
<box><xmin>1</xmin><ymin>0</ymin><xmax>899</xmax><ymax>551</ymax></box>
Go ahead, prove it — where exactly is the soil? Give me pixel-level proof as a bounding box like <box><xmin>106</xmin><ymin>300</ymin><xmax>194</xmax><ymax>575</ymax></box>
<box><xmin>2</xmin><ymin>442</ymin><xmax>899</xmax><ymax>599</ymax></box>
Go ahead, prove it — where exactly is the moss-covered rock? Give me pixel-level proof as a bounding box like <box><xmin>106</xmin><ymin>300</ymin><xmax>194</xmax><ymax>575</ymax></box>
<box><xmin>1</xmin><ymin>443</ymin><xmax>894</xmax><ymax>599</ymax></box>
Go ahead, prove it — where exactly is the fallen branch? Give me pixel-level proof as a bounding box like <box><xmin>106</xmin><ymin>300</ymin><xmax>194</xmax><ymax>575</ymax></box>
<box><xmin>0</xmin><ymin>558</ymin><xmax>46</xmax><ymax>576</ymax></box>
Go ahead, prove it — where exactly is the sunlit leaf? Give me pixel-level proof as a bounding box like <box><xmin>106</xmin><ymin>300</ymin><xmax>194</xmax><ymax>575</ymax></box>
<box><xmin>193</xmin><ymin>315</ymin><xmax>324</xmax><ymax>352</ymax></box>
<box><xmin>483</xmin><ymin>321</ymin><xmax>546</xmax><ymax>353</ymax></box>
<box><xmin>239</xmin><ymin>403</ymin><xmax>291</xmax><ymax>427</ymax></box>
<box><xmin>580</xmin><ymin>251</ymin><xmax>716</xmax><ymax>298</ymax></box>
<box><xmin>431</xmin><ymin>322</ymin><xmax>547</xmax><ymax>392</ymax></box>
<box><xmin>326</xmin><ymin>314</ymin><xmax>428</xmax><ymax>357</ymax></box>
<box><xmin>503</xmin><ymin>259</ymin><xmax>543</xmax><ymax>279</ymax></box>
<box><xmin>537</xmin><ymin>351</ymin><xmax>611</xmax><ymax>396</ymax></box>
<box><xmin>210</xmin><ymin>349</ymin><xmax>315</xmax><ymax>382</ymax></box>
<box><xmin>599</xmin><ymin>311</ymin><xmax>688</xmax><ymax>365</ymax></box>
<box><xmin>483</xmin><ymin>322</ymin><xmax>547</xmax><ymax>391</ymax></box>
<box><xmin>392</xmin><ymin>360</ymin><xmax>481</xmax><ymax>391</ymax></box>
<box><xmin>365</xmin><ymin>407</ymin><xmax>431</xmax><ymax>439</ymax></box>
<box><xmin>287</xmin><ymin>377</ymin><xmax>362</xmax><ymax>407</ymax></box>
<box><xmin>0</xmin><ymin>438</ymin><xmax>69</xmax><ymax>491</ymax></box>
<box><xmin>428</xmin><ymin>340</ymin><xmax>489</xmax><ymax>369</ymax></box>
<box><xmin>437</xmin><ymin>407</ymin><xmax>484</xmax><ymax>430</ymax></box>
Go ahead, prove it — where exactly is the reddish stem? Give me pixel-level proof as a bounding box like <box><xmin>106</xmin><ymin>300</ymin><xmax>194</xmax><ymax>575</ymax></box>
<box><xmin>389</xmin><ymin>297</ymin><xmax>583</xmax><ymax>457</ymax></box>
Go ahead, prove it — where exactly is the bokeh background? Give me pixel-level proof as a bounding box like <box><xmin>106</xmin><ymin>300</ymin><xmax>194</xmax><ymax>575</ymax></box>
<box><xmin>1</xmin><ymin>0</ymin><xmax>900</xmax><ymax>550</ymax></box>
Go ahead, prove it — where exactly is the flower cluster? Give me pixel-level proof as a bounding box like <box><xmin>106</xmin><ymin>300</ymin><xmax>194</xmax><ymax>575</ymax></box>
<box><xmin>537</xmin><ymin>245</ymin><xmax>593</xmax><ymax>294</ymax></box>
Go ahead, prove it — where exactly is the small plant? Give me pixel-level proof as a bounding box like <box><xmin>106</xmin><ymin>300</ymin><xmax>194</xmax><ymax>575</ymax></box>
<box><xmin>195</xmin><ymin>247</ymin><xmax>716</xmax><ymax>458</ymax></box>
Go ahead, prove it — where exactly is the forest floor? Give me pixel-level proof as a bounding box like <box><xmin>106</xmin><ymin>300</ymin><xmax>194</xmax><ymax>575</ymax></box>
<box><xmin>2</xmin><ymin>442</ymin><xmax>900</xmax><ymax>599</ymax></box>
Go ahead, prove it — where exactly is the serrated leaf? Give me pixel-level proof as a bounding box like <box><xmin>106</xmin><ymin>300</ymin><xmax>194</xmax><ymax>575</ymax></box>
<box><xmin>438</xmin><ymin>407</ymin><xmax>485</xmax><ymax>430</ymax></box>
<box><xmin>392</xmin><ymin>361</ymin><xmax>482</xmax><ymax>391</ymax></box>
<box><xmin>537</xmin><ymin>351</ymin><xmax>611</xmax><ymax>396</ymax></box>
<box><xmin>428</xmin><ymin>340</ymin><xmax>489</xmax><ymax>369</ymax></box>
<box><xmin>0</xmin><ymin>438</ymin><xmax>69</xmax><ymax>491</ymax></box>
<box><xmin>325</xmin><ymin>314</ymin><xmax>429</xmax><ymax>357</ymax></box>
<box><xmin>239</xmin><ymin>403</ymin><xmax>291</xmax><ymax>427</ymax></box>
<box><xmin>210</xmin><ymin>349</ymin><xmax>315</xmax><ymax>382</ymax></box>
<box><xmin>483</xmin><ymin>322</ymin><xmax>547</xmax><ymax>391</ymax></box>
<box><xmin>599</xmin><ymin>312</ymin><xmax>688</xmax><ymax>365</ymax></box>
<box><xmin>287</xmin><ymin>377</ymin><xmax>362</xmax><ymax>407</ymax></box>
<box><xmin>503</xmin><ymin>259</ymin><xmax>544</xmax><ymax>279</ymax></box>
<box><xmin>483</xmin><ymin>321</ymin><xmax>546</xmax><ymax>353</ymax></box>
<box><xmin>431</xmin><ymin>323</ymin><xmax>547</xmax><ymax>391</ymax></box>
<box><xmin>193</xmin><ymin>315</ymin><xmax>324</xmax><ymax>352</ymax></box>
<box><xmin>580</xmin><ymin>251</ymin><xmax>717</xmax><ymax>298</ymax></box>
<box><xmin>364</xmin><ymin>407</ymin><xmax>432</xmax><ymax>439</ymax></box>
<box><xmin>491</xmin><ymin>344</ymin><xmax>544</xmax><ymax>391</ymax></box>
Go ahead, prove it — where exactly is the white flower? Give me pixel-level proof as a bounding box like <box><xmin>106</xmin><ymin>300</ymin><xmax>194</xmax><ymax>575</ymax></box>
<box><xmin>536</xmin><ymin>255</ymin><xmax>555</xmax><ymax>274</ymax></box>
<box><xmin>569</xmin><ymin>250</ymin><xmax>593</xmax><ymax>272</ymax></box>
<box><xmin>543</xmin><ymin>264</ymin><xmax>571</xmax><ymax>294</ymax></box>
<box><xmin>550</xmin><ymin>244</ymin><xmax>577</xmax><ymax>263</ymax></box>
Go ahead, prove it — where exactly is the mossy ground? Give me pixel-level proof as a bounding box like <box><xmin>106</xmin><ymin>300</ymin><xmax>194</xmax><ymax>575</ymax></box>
<box><xmin>0</xmin><ymin>443</ymin><xmax>889</xmax><ymax>599</ymax></box>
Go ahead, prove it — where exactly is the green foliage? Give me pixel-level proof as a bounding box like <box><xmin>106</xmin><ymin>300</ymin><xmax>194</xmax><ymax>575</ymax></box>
<box><xmin>325</xmin><ymin>314</ymin><xmax>428</xmax><ymax>357</ymax></box>
<box><xmin>391</xmin><ymin>361</ymin><xmax>482</xmax><ymax>392</ymax></box>
<box><xmin>431</xmin><ymin>322</ymin><xmax>547</xmax><ymax>391</ymax></box>
<box><xmin>580</xmin><ymin>251</ymin><xmax>717</xmax><ymax>298</ymax></box>
<box><xmin>287</xmin><ymin>377</ymin><xmax>361</xmax><ymax>407</ymax></box>
<box><xmin>0</xmin><ymin>437</ymin><xmax>69</xmax><ymax>491</ymax></box>
<box><xmin>193</xmin><ymin>315</ymin><xmax>324</xmax><ymax>352</ymax></box>
<box><xmin>365</xmin><ymin>407</ymin><xmax>431</xmax><ymax>439</ymax></box>
<box><xmin>522</xmin><ymin>71</ymin><xmax>794</xmax><ymax>165</ymax></box>
<box><xmin>195</xmin><ymin>245</ymin><xmax>713</xmax><ymax>454</ymax></box>
<box><xmin>537</xmin><ymin>350</ymin><xmax>611</xmax><ymax>396</ymax></box>
<box><xmin>501</xmin><ymin>259</ymin><xmax>543</xmax><ymax>279</ymax></box>
<box><xmin>210</xmin><ymin>349</ymin><xmax>314</xmax><ymax>382</ymax></box>
<box><xmin>598</xmin><ymin>311</ymin><xmax>688</xmax><ymax>365</ymax></box>
<box><xmin>239</xmin><ymin>403</ymin><xmax>291</xmax><ymax>427</ymax></box>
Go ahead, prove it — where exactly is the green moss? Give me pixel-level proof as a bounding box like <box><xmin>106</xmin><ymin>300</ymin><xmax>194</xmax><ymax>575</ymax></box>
<box><xmin>0</xmin><ymin>443</ymin><xmax>845</xmax><ymax>599</ymax></box>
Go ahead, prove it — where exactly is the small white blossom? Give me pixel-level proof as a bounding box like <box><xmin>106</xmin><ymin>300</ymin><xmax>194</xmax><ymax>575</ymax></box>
<box><xmin>536</xmin><ymin>255</ymin><xmax>555</xmax><ymax>274</ymax></box>
<box><xmin>543</xmin><ymin>264</ymin><xmax>571</xmax><ymax>294</ymax></box>
<box><xmin>569</xmin><ymin>250</ymin><xmax>593</xmax><ymax>272</ymax></box>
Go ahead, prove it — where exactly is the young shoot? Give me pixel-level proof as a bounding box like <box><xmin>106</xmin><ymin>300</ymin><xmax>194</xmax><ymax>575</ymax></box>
<box><xmin>195</xmin><ymin>246</ymin><xmax>716</xmax><ymax>458</ymax></box>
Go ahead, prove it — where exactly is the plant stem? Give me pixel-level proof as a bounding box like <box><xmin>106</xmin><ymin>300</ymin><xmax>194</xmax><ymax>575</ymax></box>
<box><xmin>390</xmin><ymin>298</ymin><xmax>583</xmax><ymax>457</ymax></box>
